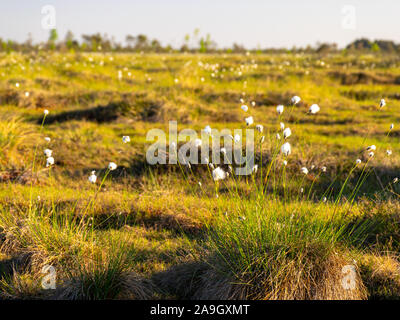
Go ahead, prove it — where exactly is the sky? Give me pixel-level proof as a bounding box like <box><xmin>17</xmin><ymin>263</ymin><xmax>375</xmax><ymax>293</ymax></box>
<box><xmin>0</xmin><ymin>0</ymin><xmax>399</xmax><ymax>49</ymax></box>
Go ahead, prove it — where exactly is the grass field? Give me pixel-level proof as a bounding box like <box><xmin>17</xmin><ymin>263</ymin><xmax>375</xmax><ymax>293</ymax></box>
<box><xmin>1</xmin><ymin>51</ymin><xmax>400</xmax><ymax>299</ymax></box>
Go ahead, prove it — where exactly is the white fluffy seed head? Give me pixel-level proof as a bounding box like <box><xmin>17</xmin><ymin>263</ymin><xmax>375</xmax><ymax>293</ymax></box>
<box><xmin>212</xmin><ymin>167</ymin><xmax>227</xmax><ymax>181</ymax></box>
<box><xmin>46</xmin><ymin>156</ymin><xmax>54</xmax><ymax>167</ymax></box>
<box><xmin>283</xmin><ymin>127</ymin><xmax>291</xmax><ymax>139</ymax></box>
<box><xmin>276</xmin><ymin>105</ymin><xmax>284</xmax><ymax>115</ymax></box>
<box><xmin>256</xmin><ymin>124</ymin><xmax>263</xmax><ymax>133</ymax></box>
<box><xmin>308</xmin><ymin>104</ymin><xmax>320</xmax><ymax>114</ymax></box>
<box><xmin>291</xmin><ymin>96</ymin><xmax>301</xmax><ymax>105</ymax></box>
<box><xmin>245</xmin><ymin>116</ymin><xmax>254</xmax><ymax>126</ymax></box>
<box><xmin>281</xmin><ymin>142</ymin><xmax>291</xmax><ymax>156</ymax></box>
<box><xmin>44</xmin><ymin>149</ymin><xmax>52</xmax><ymax>157</ymax></box>
<box><xmin>108</xmin><ymin>162</ymin><xmax>117</xmax><ymax>170</ymax></box>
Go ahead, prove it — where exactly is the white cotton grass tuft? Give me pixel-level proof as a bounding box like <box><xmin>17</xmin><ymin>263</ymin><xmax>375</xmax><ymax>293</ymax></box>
<box><xmin>44</xmin><ymin>149</ymin><xmax>52</xmax><ymax>157</ymax></box>
<box><xmin>283</xmin><ymin>160</ymin><xmax>288</xmax><ymax>166</ymax></box>
<box><xmin>387</xmin><ymin>149</ymin><xmax>392</xmax><ymax>156</ymax></box>
<box><xmin>356</xmin><ymin>159</ymin><xmax>362</xmax><ymax>165</ymax></box>
<box><xmin>281</xmin><ymin>142</ymin><xmax>291</xmax><ymax>156</ymax></box>
<box><xmin>46</xmin><ymin>157</ymin><xmax>54</xmax><ymax>167</ymax></box>
<box><xmin>283</xmin><ymin>128</ymin><xmax>291</xmax><ymax>139</ymax></box>
<box><xmin>212</xmin><ymin>167</ymin><xmax>228</xmax><ymax>181</ymax></box>
<box><xmin>393</xmin><ymin>177</ymin><xmax>399</xmax><ymax>184</ymax></box>
<box><xmin>368</xmin><ymin>152</ymin><xmax>374</xmax><ymax>158</ymax></box>
<box><xmin>380</xmin><ymin>99</ymin><xmax>386</xmax><ymax>108</ymax></box>
<box><xmin>276</xmin><ymin>105</ymin><xmax>284</xmax><ymax>115</ymax></box>
<box><xmin>366</xmin><ymin>145</ymin><xmax>376</xmax><ymax>151</ymax></box>
<box><xmin>122</xmin><ymin>136</ymin><xmax>131</xmax><ymax>143</ymax></box>
<box><xmin>280</xmin><ymin>122</ymin><xmax>285</xmax><ymax>130</ymax></box>
<box><xmin>108</xmin><ymin>162</ymin><xmax>117</xmax><ymax>171</ymax></box>
<box><xmin>390</xmin><ymin>123</ymin><xmax>394</xmax><ymax>130</ymax></box>
<box><xmin>88</xmin><ymin>171</ymin><xmax>97</xmax><ymax>184</ymax></box>
<box><xmin>44</xmin><ymin>109</ymin><xmax>49</xmax><ymax>115</ymax></box>
<box><xmin>276</xmin><ymin>133</ymin><xmax>281</xmax><ymax>140</ymax></box>
<box><xmin>308</xmin><ymin>104</ymin><xmax>320</xmax><ymax>114</ymax></box>
<box><xmin>204</xmin><ymin>125</ymin><xmax>212</xmax><ymax>135</ymax></box>
<box><xmin>233</xmin><ymin>134</ymin><xmax>241</xmax><ymax>143</ymax></box>
<box><xmin>245</xmin><ymin>116</ymin><xmax>254</xmax><ymax>126</ymax></box>
<box><xmin>256</xmin><ymin>124</ymin><xmax>263</xmax><ymax>133</ymax></box>
<box><xmin>193</xmin><ymin>138</ymin><xmax>202</xmax><ymax>148</ymax></box>
<box><xmin>291</xmin><ymin>96</ymin><xmax>301</xmax><ymax>105</ymax></box>
<box><xmin>241</xmin><ymin>105</ymin><xmax>248</xmax><ymax>112</ymax></box>
<box><xmin>44</xmin><ymin>137</ymin><xmax>51</xmax><ymax>142</ymax></box>
<box><xmin>252</xmin><ymin>165</ymin><xmax>258</xmax><ymax>173</ymax></box>
<box><xmin>301</xmin><ymin>167</ymin><xmax>309</xmax><ymax>175</ymax></box>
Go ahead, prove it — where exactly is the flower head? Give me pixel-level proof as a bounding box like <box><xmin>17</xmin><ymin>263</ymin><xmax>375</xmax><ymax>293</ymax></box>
<box><xmin>108</xmin><ymin>162</ymin><xmax>117</xmax><ymax>171</ymax></box>
<box><xmin>212</xmin><ymin>167</ymin><xmax>228</xmax><ymax>181</ymax></box>
<box><xmin>283</xmin><ymin>127</ymin><xmax>292</xmax><ymax>139</ymax></box>
<box><xmin>241</xmin><ymin>105</ymin><xmax>248</xmax><ymax>112</ymax></box>
<box><xmin>193</xmin><ymin>138</ymin><xmax>202</xmax><ymax>148</ymax></box>
<box><xmin>380</xmin><ymin>99</ymin><xmax>386</xmax><ymax>108</ymax></box>
<box><xmin>280</xmin><ymin>122</ymin><xmax>285</xmax><ymax>130</ymax></box>
<box><xmin>308</xmin><ymin>104</ymin><xmax>320</xmax><ymax>114</ymax></box>
<box><xmin>291</xmin><ymin>96</ymin><xmax>301</xmax><ymax>105</ymax></box>
<box><xmin>256</xmin><ymin>124</ymin><xmax>263</xmax><ymax>133</ymax></box>
<box><xmin>44</xmin><ymin>109</ymin><xmax>49</xmax><ymax>115</ymax></box>
<box><xmin>356</xmin><ymin>159</ymin><xmax>362</xmax><ymax>165</ymax></box>
<box><xmin>44</xmin><ymin>137</ymin><xmax>51</xmax><ymax>142</ymax></box>
<box><xmin>44</xmin><ymin>149</ymin><xmax>52</xmax><ymax>157</ymax></box>
<box><xmin>366</xmin><ymin>145</ymin><xmax>376</xmax><ymax>151</ymax></box>
<box><xmin>387</xmin><ymin>149</ymin><xmax>392</xmax><ymax>156</ymax></box>
<box><xmin>122</xmin><ymin>136</ymin><xmax>130</xmax><ymax>143</ymax></box>
<box><xmin>88</xmin><ymin>171</ymin><xmax>97</xmax><ymax>184</ymax></box>
<box><xmin>46</xmin><ymin>157</ymin><xmax>54</xmax><ymax>167</ymax></box>
<box><xmin>301</xmin><ymin>167</ymin><xmax>308</xmax><ymax>175</ymax></box>
<box><xmin>252</xmin><ymin>164</ymin><xmax>258</xmax><ymax>173</ymax></box>
<box><xmin>281</xmin><ymin>142</ymin><xmax>291</xmax><ymax>156</ymax></box>
<box><xmin>245</xmin><ymin>116</ymin><xmax>254</xmax><ymax>126</ymax></box>
<box><xmin>276</xmin><ymin>105</ymin><xmax>284</xmax><ymax>115</ymax></box>
<box><xmin>204</xmin><ymin>125</ymin><xmax>212</xmax><ymax>135</ymax></box>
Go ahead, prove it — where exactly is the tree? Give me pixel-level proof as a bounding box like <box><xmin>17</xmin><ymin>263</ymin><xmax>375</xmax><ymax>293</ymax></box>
<box><xmin>65</xmin><ymin>30</ymin><xmax>75</xmax><ymax>50</ymax></box>
<box><xmin>126</xmin><ymin>35</ymin><xmax>135</xmax><ymax>49</ymax></box>
<box><xmin>48</xmin><ymin>29</ymin><xmax>58</xmax><ymax>50</ymax></box>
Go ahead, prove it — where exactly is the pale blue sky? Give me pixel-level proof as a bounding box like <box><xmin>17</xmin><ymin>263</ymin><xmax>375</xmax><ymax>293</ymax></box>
<box><xmin>0</xmin><ymin>0</ymin><xmax>399</xmax><ymax>48</ymax></box>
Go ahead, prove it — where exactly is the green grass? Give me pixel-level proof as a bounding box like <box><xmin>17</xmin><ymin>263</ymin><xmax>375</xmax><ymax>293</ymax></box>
<box><xmin>1</xmin><ymin>51</ymin><xmax>400</xmax><ymax>299</ymax></box>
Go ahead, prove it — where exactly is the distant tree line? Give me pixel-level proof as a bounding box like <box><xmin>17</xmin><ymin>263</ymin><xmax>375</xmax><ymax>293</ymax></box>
<box><xmin>0</xmin><ymin>29</ymin><xmax>399</xmax><ymax>54</ymax></box>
